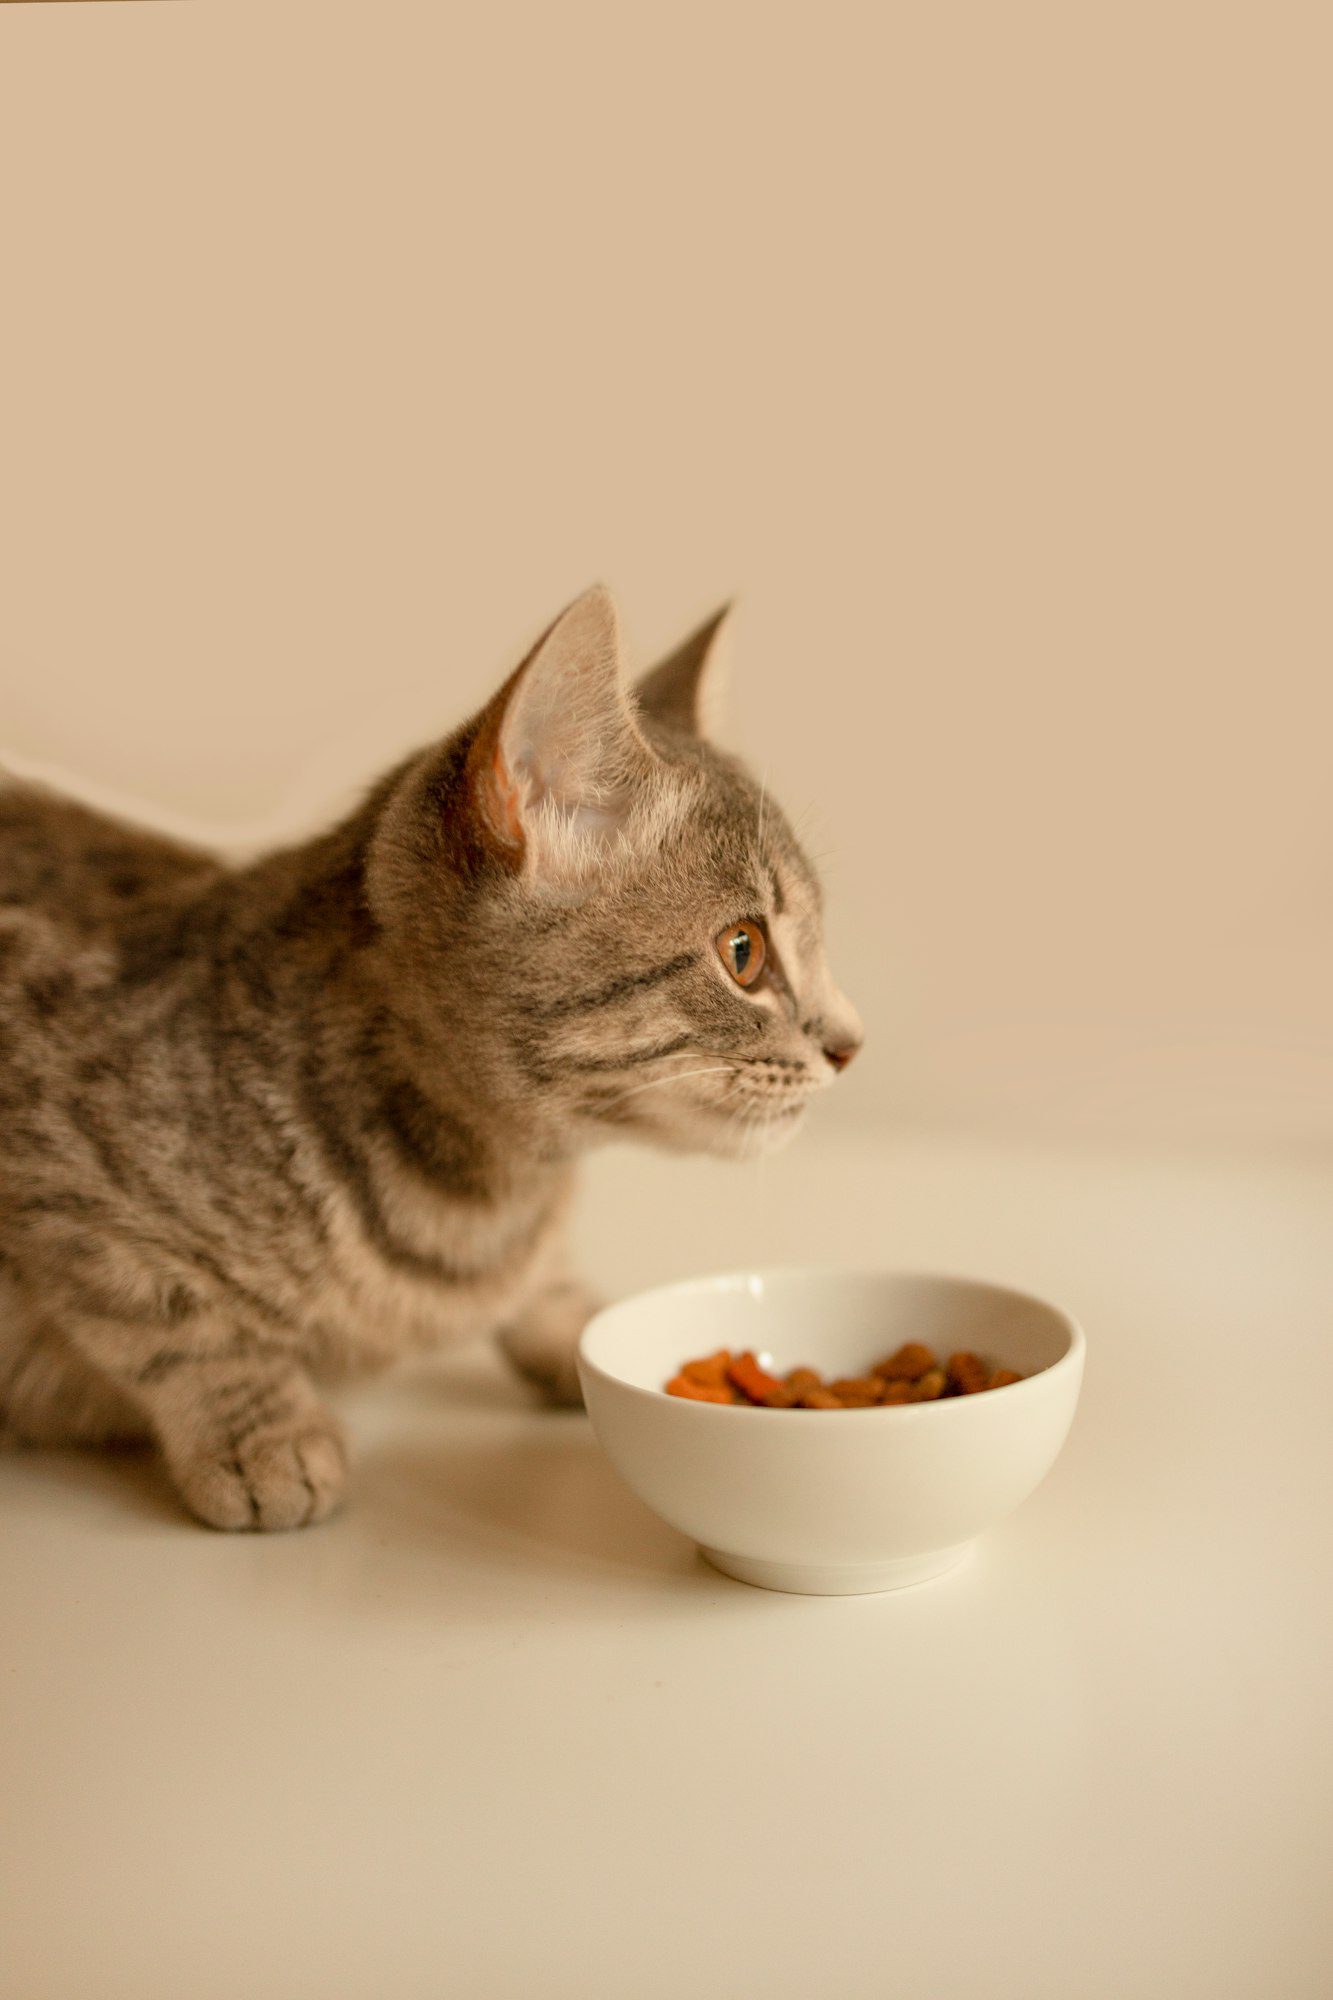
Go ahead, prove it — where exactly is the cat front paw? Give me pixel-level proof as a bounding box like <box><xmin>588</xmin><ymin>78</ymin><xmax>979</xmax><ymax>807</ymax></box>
<box><xmin>172</xmin><ymin>1418</ymin><xmax>348</xmax><ymax>1531</ymax></box>
<box><xmin>502</xmin><ymin>1342</ymin><xmax>585</xmax><ymax>1409</ymax></box>
<box><xmin>497</xmin><ymin>1281</ymin><xmax>600</xmax><ymax>1409</ymax></box>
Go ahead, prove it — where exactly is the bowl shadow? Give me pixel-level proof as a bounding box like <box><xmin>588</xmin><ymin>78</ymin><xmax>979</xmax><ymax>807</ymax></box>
<box><xmin>352</xmin><ymin>1423</ymin><xmax>704</xmax><ymax>1587</ymax></box>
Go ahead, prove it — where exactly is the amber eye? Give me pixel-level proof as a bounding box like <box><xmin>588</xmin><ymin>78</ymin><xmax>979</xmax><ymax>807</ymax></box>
<box><xmin>716</xmin><ymin>918</ymin><xmax>766</xmax><ymax>988</ymax></box>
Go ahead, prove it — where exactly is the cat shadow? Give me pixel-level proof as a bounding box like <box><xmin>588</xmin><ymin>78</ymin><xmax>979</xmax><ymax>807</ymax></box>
<box><xmin>2</xmin><ymin>1438</ymin><xmax>187</xmax><ymax>1530</ymax></box>
<box><xmin>4</xmin><ymin>1424</ymin><xmax>702</xmax><ymax>1587</ymax></box>
<box><xmin>3</xmin><ymin>1379</ymin><xmax>737</xmax><ymax>1618</ymax></box>
<box><xmin>405</xmin><ymin>1366</ymin><xmax>543</xmax><ymax>1415</ymax></box>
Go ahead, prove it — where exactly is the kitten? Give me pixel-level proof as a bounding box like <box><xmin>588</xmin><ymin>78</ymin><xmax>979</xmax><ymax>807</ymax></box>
<box><xmin>0</xmin><ymin>587</ymin><xmax>861</xmax><ymax>1529</ymax></box>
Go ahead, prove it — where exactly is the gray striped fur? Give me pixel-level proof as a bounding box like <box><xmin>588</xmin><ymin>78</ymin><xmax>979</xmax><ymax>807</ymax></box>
<box><xmin>0</xmin><ymin>587</ymin><xmax>860</xmax><ymax>1528</ymax></box>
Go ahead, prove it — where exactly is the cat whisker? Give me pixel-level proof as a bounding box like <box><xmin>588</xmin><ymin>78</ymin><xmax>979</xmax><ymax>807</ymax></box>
<box><xmin>599</xmin><ymin>1062</ymin><xmax>738</xmax><ymax>1109</ymax></box>
<box><xmin>713</xmin><ymin>1073</ymin><xmax>751</xmax><ymax>1117</ymax></box>
<box><xmin>739</xmin><ymin>1101</ymin><xmax>771</xmax><ymax>1159</ymax></box>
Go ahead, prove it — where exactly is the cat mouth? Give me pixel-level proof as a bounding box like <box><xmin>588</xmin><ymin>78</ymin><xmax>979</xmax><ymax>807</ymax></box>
<box><xmin>710</xmin><ymin>1063</ymin><xmax>819</xmax><ymax>1121</ymax></box>
<box><xmin>718</xmin><ymin>1089</ymin><xmax>812</xmax><ymax>1125</ymax></box>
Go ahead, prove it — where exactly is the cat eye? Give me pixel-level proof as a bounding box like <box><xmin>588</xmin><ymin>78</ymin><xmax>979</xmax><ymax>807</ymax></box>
<box><xmin>715</xmin><ymin>918</ymin><xmax>766</xmax><ymax>989</ymax></box>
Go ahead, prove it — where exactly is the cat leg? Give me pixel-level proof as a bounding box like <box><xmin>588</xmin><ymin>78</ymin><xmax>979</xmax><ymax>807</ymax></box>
<box><xmin>495</xmin><ymin>1274</ymin><xmax>602</xmax><ymax>1408</ymax></box>
<box><xmin>71</xmin><ymin>1318</ymin><xmax>348</xmax><ymax>1531</ymax></box>
<box><xmin>0</xmin><ymin>1321</ymin><xmax>149</xmax><ymax>1448</ymax></box>
<box><xmin>144</xmin><ymin>1348</ymin><xmax>347</xmax><ymax>1532</ymax></box>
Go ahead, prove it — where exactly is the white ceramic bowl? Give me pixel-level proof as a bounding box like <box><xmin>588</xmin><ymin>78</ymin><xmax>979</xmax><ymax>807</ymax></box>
<box><xmin>578</xmin><ymin>1267</ymin><xmax>1085</xmax><ymax>1595</ymax></box>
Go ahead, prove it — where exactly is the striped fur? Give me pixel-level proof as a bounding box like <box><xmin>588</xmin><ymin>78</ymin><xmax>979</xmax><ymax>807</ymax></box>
<box><xmin>0</xmin><ymin>587</ymin><xmax>860</xmax><ymax>1528</ymax></box>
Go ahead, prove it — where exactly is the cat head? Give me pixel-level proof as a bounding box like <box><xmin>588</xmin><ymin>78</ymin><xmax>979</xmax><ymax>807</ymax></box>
<box><xmin>369</xmin><ymin>586</ymin><xmax>861</xmax><ymax>1159</ymax></box>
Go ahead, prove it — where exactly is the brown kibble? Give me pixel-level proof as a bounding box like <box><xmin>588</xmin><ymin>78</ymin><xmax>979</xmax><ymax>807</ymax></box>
<box><xmin>727</xmin><ymin>1351</ymin><xmax>785</xmax><ymax>1403</ymax></box>
<box><xmin>829</xmin><ymin>1376</ymin><xmax>882</xmax><ymax>1405</ymax></box>
<box><xmin>682</xmin><ymin>1349</ymin><xmax>733</xmax><ymax>1387</ymax></box>
<box><xmin>762</xmin><ymin>1379</ymin><xmax>801</xmax><ymax>1407</ymax></box>
<box><xmin>946</xmin><ymin>1351</ymin><xmax>988</xmax><ymax>1396</ymax></box>
<box><xmin>665</xmin><ymin>1343</ymin><xmax>1023</xmax><ymax>1408</ymax></box>
<box><xmin>665</xmin><ymin>1373</ymin><xmax>736</xmax><ymax>1404</ymax></box>
<box><xmin>872</xmin><ymin>1342</ymin><xmax>936</xmax><ymax>1383</ymax></box>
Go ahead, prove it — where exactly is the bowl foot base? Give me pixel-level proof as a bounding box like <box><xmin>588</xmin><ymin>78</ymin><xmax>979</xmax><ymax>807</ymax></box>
<box><xmin>699</xmin><ymin>1542</ymin><xmax>975</xmax><ymax>1596</ymax></box>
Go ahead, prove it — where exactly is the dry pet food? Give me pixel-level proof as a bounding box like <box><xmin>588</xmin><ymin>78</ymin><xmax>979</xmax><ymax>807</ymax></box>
<box><xmin>664</xmin><ymin>1341</ymin><xmax>1025</xmax><ymax>1407</ymax></box>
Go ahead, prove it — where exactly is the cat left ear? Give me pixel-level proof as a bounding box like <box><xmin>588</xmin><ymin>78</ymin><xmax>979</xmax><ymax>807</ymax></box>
<box><xmin>634</xmin><ymin>602</ymin><xmax>733</xmax><ymax>738</ymax></box>
<box><xmin>468</xmin><ymin>584</ymin><xmax>653</xmax><ymax>865</ymax></box>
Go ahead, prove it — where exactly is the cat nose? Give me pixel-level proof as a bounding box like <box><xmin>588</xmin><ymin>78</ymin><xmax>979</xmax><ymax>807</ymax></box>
<box><xmin>816</xmin><ymin>988</ymin><xmax>863</xmax><ymax>1074</ymax></box>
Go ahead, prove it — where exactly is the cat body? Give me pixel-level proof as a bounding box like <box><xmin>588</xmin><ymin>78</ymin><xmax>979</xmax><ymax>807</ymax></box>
<box><xmin>0</xmin><ymin>589</ymin><xmax>860</xmax><ymax>1528</ymax></box>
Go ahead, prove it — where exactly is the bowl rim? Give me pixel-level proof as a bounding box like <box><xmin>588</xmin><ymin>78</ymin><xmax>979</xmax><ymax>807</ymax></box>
<box><xmin>577</xmin><ymin>1263</ymin><xmax>1086</xmax><ymax>1419</ymax></box>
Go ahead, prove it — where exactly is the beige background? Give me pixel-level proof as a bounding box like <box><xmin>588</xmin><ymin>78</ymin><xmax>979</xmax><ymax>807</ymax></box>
<box><xmin>1</xmin><ymin>2</ymin><xmax>1328</xmax><ymax>1148</ymax></box>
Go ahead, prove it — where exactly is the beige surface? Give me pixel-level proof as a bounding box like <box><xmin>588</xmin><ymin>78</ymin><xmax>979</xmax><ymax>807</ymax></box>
<box><xmin>3</xmin><ymin>15</ymin><xmax>1328</xmax><ymax>1996</ymax></box>
<box><xmin>3</xmin><ymin>1126</ymin><xmax>1330</xmax><ymax>2000</ymax></box>
<box><xmin>2</xmin><ymin>3</ymin><xmax>1330</xmax><ymax>1148</ymax></box>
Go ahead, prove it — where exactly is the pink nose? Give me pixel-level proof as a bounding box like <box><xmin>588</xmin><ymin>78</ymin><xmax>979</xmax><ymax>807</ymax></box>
<box><xmin>824</xmin><ymin>1039</ymin><xmax>860</xmax><ymax>1073</ymax></box>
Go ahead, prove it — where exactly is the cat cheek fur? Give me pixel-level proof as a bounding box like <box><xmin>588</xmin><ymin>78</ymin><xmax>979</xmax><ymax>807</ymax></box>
<box><xmin>0</xmin><ymin>585</ymin><xmax>856</xmax><ymax>1528</ymax></box>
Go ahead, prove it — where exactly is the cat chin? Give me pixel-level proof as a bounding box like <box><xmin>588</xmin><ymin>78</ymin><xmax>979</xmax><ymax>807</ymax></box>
<box><xmin>728</xmin><ymin>1103</ymin><xmax>809</xmax><ymax>1159</ymax></box>
<box><xmin>636</xmin><ymin>1097</ymin><xmax>810</xmax><ymax>1161</ymax></box>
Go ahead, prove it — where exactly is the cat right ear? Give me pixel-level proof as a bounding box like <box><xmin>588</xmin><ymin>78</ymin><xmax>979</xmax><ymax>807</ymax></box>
<box><xmin>634</xmin><ymin>602</ymin><xmax>732</xmax><ymax>739</ymax></box>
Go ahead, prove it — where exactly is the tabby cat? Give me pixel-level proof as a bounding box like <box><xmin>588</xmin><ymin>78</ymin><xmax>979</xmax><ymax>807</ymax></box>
<box><xmin>0</xmin><ymin>587</ymin><xmax>861</xmax><ymax>1529</ymax></box>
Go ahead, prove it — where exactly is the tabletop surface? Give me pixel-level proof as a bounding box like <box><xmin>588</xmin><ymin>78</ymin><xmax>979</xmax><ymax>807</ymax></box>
<box><xmin>3</xmin><ymin>1126</ymin><xmax>1330</xmax><ymax>2000</ymax></box>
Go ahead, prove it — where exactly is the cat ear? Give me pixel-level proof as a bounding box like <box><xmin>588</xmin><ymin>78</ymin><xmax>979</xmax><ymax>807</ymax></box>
<box><xmin>634</xmin><ymin>602</ymin><xmax>732</xmax><ymax>738</ymax></box>
<box><xmin>468</xmin><ymin>584</ymin><xmax>653</xmax><ymax>864</ymax></box>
